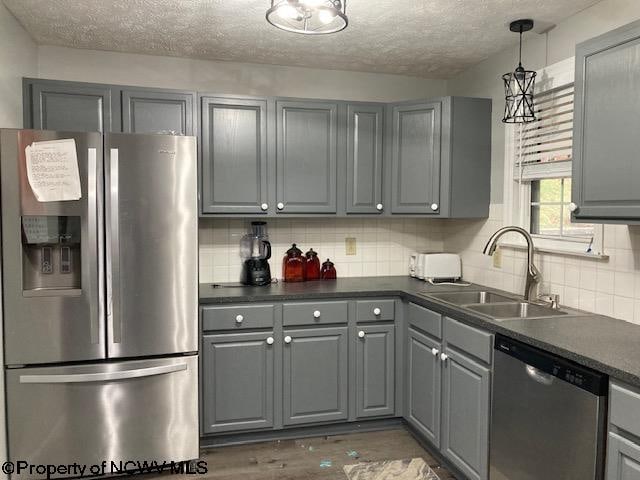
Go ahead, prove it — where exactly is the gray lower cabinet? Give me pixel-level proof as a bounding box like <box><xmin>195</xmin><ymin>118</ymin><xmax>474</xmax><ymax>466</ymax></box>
<box><xmin>201</xmin><ymin>332</ymin><xmax>275</xmax><ymax>434</ymax></box>
<box><xmin>406</xmin><ymin>326</ymin><xmax>441</xmax><ymax>446</ymax></box>
<box><xmin>441</xmin><ymin>349</ymin><xmax>490</xmax><ymax>480</ymax></box>
<box><xmin>122</xmin><ymin>88</ymin><xmax>195</xmax><ymax>135</ymax></box>
<box><xmin>200</xmin><ymin>97</ymin><xmax>269</xmax><ymax>214</ymax></box>
<box><xmin>283</xmin><ymin>326</ymin><xmax>348</xmax><ymax>425</ymax></box>
<box><xmin>276</xmin><ymin>100</ymin><xmax>338</xmax><ymax>214</ymax></box>
<box><xmin>573</xmin><ymin>19</ymin><xmax>640</xmax><ymax>222</ymax></box>
<box><xmin>346</xmin><ymin>103</ymin><xmax>385</xmax><ymax>214</ymax></box>
<box><xmin>23</xmin><ymin>78</ymin><xmax>119</xmax><ymax>132</ymax></box>
<box><xmin>356</xmin><ymin>324</ymin><xmax>395</xmax><ymax>418</ymax></box>
<box><xmin>607</xmin><ymin>433</ymin><xmax>640</xmax><ymax>480</ymax></box>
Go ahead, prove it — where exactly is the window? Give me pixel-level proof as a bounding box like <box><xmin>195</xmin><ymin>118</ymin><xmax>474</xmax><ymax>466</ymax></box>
<box><xmin>504</xmin><ymin>57</ymin><xmax>603</xmax><ymax>255</ymax></box>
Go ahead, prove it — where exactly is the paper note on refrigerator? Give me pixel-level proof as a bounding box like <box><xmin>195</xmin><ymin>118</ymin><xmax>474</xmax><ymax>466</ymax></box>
<box><xmin>25</xmin><ymin>138</ymin><xmax>82</xmax><ymax>202</ymax></box>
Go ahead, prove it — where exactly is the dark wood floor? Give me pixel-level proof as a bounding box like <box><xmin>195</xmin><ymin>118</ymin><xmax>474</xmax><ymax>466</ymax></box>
<box><xmin>152</xmin><ymin>428</ymin><xmax>456</xmax><ymax>480</ymax></box>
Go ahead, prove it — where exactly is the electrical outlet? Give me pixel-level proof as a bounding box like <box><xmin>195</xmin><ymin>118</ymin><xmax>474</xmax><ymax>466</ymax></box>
<box><xmin>492</xmin><ymin>246</ymin><xmax>502</xmax><ymax>268</ymax></box>
<box><xmin>345</xmin><ymin>237</ymin><xmax>357</xmax><ymax>256</ymax></box>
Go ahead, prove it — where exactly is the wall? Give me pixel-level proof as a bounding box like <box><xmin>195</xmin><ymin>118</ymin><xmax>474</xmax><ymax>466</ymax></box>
<box><xmin>445</xmin><ymin>0</ymin><xmax>640</xmax><ymax>325</ymax></box>
<box><xmin>37</xmin><ymin>46</ymin><xmax>447</xmax><ymax>102</ymax></box>
<box><xmin>199</xmin><ymin>218</ymin><xmax>444</xmax><ymax>284</ymax></box>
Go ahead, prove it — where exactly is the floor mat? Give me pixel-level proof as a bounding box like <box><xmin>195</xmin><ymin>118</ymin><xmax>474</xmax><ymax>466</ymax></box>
<box><xmin>343</xmin><ymin>457</ymin><xmax>441</xmax><ymax>480</ymax></box>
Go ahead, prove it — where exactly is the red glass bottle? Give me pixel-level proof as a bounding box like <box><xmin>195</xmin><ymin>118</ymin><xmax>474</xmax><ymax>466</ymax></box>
<box><xmin>320</xmin><ymin>258</ymin><xmax>337</xmax><ymax>280</ymax></box>
<box><xmin>305</xmin><ymin>248</ymin><xmax>320</xmax><ymax>281</ymax></box>
<box><xmin>283</xmin><ymin>243</ymin><xmax>306</xmax><ymax>282</ymax></box>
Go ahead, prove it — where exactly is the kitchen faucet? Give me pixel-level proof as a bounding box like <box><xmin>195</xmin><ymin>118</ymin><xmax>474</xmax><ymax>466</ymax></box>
<box><xmin>483</xmin><ymin>226</ymin><xmax>541</xmax><ymax>301</ymax></box>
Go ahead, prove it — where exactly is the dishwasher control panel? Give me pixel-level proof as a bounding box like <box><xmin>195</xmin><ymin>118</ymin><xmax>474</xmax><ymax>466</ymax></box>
<box><xmin>495</xmin><ymin>335</ymin><xmax>608</xmax><ymax>395</ymax></box>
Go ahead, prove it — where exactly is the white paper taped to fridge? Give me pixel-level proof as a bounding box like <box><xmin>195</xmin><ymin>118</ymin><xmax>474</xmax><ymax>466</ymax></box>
<box><xmin>25</xmin><ymin>138</ymin><xmax>82</xmax><ymax>202</ymax></box>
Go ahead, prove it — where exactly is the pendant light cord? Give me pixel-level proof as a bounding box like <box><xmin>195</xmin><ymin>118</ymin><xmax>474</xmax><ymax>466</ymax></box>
<box><xmin>518</xmin><ymin>26</ymin><xmax>523</xmax><ymax>68</ymax></box>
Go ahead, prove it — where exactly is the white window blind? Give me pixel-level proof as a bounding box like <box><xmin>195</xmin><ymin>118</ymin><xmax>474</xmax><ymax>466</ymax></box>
<box><xmin>514</xmin><ymin>83</ymin><xmax>574</xmax><ymax>181</ymax></box>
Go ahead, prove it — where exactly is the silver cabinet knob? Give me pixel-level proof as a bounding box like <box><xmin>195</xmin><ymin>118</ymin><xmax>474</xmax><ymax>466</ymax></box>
<box><xmin>261</xmin><ymin>203</ymin><xmax>268</xmax><ymax>211</ymax></box>
<box><xmin>430</xmin><ymin>203</ymin><xmax>439</xmax><ymax>211</ymax></box>
<box><xmin>358</xmin><ymin>330</ymin><xmax>365</xmax><ymax>338</ymax></box>
<box><xmin>569</xmin><ymin>202</ymin><xmax>578</xmax><ymax>212</ymax></box>
<box><xmin>266</xmin><ymin>337</ymin><xmax>274</xmax><ymax>345</ymax></box>
<box><xmin>235</xmin><ymin>314</ymin><xmax>244</xmax><ymax>324</ymax></box>
<box><xmin>277</xmin><ymin>202</ymin><xmax>284</xmax><ymax>210</ymax></box>
<box><xmin>440</xmin><ymin>352</ymin><xmax>449</xmax><ymax>362</ymax></box>
<box><xmin>373</xmin><ymin>307</ymin><xmax>381</xmax><ymax>316</ymax></box>
<box><xmin>376</xmin><ymin>203</ymin><xmax>383</xmax><ymax>211</ymax></box>
<box><xmin>284</xmin><ymin>335</ymin><xmax>292</xmax><ymax>344</ymax></box>
<box><xmin>431</xmin><ymin>347</ymin><xmax>439</xmax><ymax>357</ymax></box>
<box><xmin>313</xmin><ymin>310</ymin><xmax>321</xmax><ymax>318</ymax></box>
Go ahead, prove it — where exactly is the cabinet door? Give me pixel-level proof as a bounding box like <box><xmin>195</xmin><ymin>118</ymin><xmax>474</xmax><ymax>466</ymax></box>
<box><xmin>441</xmin><ymin>349</ymin><xmax>490</xmax><ymax>480</ymax></box>
<box><xmin>201</xmin><ymin>97</ymin><xmax>269</xmax><ymax>214</ymax></box>
<box><xmin>607</xmin><ymin>433</ymin><xmax>640</xmax><ymax>480</ymax></box>
<box><xmin>573</xmin><ymin>22</ymin><xmax>640</xmax><ymax>221</ymax></box>
<box><xmin>276</xmin><ymin>100</ymin><xmax>338</xmax><ymax>214</ymax></box>
<box><xmin>202</xmin><ymin>332</ymin><xmax>275</xmax><ymax>434</ymax></box>
<box><xmin>356</xmin><ymin>324</ymin><xmax>395</xmax><ymax>418</ymax></box>
<box><xmin>406</xmin><ymin>327</ymin><xmax>441</xmax><ymax>447</ymax></box>
<box><xmin>122</xmin><ymin>89</ymin><xmax>195</xmax><ymax>135</ymax></box>
<box><xmin>346</xmin><ymin>104</ymin><xmax>384</xmax><ymax>214</ymax></box>
<box><xmin>283</xmin><ymin>326</ymin><xmax>348</xmax><ymax>425</ymax></box>
<box><xmin>26</xmin><ymin>80</ymin><xmax>118</xmax><ymax>132</ymax></box>
<box><xmin>390</xmin><ymin>101</ymin><xmax>441</xmax><ymax>214</ymax></box>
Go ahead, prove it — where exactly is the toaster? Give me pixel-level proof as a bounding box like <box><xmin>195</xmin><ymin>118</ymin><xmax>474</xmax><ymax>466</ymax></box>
<box><xmin>422</xmin><ymin>253</ymin><xmax>462</xmax><ymax>282</ymax></box>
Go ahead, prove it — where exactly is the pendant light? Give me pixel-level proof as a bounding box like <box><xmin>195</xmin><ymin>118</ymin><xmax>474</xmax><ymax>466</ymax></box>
<box><xmin>502</xmin><ymin>19</ymin><xmax>536</xmax><ymax>123</ymax></box>
<box><xmin>266</xmin><ymin>0</ymin><xmax>348</xmax><ymax>35</ymax></box>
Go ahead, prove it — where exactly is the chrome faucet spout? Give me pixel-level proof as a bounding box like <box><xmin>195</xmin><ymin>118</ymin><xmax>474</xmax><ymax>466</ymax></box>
<box><xmin>483</xmin><ymin>226</ymin><xmax>540</xmax><ymax>301</ymax></box>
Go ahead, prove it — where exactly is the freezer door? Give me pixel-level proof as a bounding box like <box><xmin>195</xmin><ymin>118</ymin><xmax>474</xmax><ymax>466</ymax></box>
<box><xmin>0</xmin><ymin>129</ymin><xmax>106</xmax><ymax>365</ymax></box>
<box><xmin>106</xmin><ymin>133</ymin><xmax>198</xmax><ymax>358</ymax></box>
<box><xmin>6</xmin><ymin>355</ymin><xmax>199</xmax><ymax>479</ymax></box>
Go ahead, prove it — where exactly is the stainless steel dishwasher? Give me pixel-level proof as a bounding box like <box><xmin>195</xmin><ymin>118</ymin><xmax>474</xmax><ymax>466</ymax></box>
<box><xmin>490</xmin><ymin>335</ymin><xmax>608</xmax><ymax>480</ymax></box>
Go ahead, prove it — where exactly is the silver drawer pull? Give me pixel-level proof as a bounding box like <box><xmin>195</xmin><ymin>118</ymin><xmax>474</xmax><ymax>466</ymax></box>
<box><xmin>20</xmin><ymin>363</ymin><xmax>187</xmax><ymax>384</ymax></box>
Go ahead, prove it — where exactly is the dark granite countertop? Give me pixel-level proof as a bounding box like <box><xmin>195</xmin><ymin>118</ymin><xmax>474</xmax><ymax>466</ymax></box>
<box><xmin>200</xmin><ymin>276</ymin><xmax>640</xmax><ymax>388</ymax></box>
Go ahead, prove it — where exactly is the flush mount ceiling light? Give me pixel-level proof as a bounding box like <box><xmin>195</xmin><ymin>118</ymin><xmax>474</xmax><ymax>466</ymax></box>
<box><xmin>266</xmin><ymin>0</ymin><xmax>348</xmax><ymax>35</ymax></box>
<box><xmin>502</xmin><ymin>19</ymin><xmax>537</xmax><ymax>123</ymax></box>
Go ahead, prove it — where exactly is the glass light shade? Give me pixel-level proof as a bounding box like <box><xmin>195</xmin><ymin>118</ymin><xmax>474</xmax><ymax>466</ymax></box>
<box><xmin>502</xmin><ymin>66</ymin><xmax>537</xmax><ymax>123</ymax></box>
<box><xmin>266</xmin><ymin>0</ymin><xmax>348</xmax><ymax>35</ymax></box>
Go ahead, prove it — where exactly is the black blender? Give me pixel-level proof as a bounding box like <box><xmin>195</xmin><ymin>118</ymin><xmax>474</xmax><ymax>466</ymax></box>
<box><xmin>240</xmin><ymin>221</ymin><xmax>272</xmax><ymax>286</ymax></box>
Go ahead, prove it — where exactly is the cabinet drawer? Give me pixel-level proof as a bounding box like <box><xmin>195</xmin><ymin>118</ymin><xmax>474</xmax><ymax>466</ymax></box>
<box><xmin>407</xmin><ymin>303</ymin><xmax>442</xmax><ymax>339</ymax></box>
<box><xmin>356</xmin><ymin>299</ymin><xmax>395</xmax><ymax>322</ymax></box>
<box><xmin>610</xmin><ymin>381</ymin><xmax>640</xmax><ymax>439</ymax></box>
<box><xmin>283</xmin><ymin>301</ymin><xmax>348</xmax><ymax>326</ymax></box>
<box><xmin>444</xmin><ymin>317</ymin><xmax>493</xmax><ymax>364</ymax></box>
<box><xmin>201</xmin><ymin>304</ymin><xmax>275</xmax><ymax>331</ymax></box>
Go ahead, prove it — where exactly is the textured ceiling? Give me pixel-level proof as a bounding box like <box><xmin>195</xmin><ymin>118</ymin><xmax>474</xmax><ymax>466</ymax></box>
<box><xmin>4</xmin><ymin>0</ymin><xmax>601</xmax><ymax>78</ymax></box>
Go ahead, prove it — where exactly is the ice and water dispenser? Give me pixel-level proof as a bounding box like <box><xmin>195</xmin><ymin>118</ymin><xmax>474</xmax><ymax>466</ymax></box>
<box><xmin>21</xmin><ymin>215</ymin><xmax>82</xmax><ymax>291</ymax></box>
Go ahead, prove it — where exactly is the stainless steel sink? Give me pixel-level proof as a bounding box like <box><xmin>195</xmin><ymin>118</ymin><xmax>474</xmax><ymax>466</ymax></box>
<box><xmin>467</xmin><ymin>302</ymin><xmax>569</xmax><ymax>320</ymax></box>
<box><xmin>428</xmin><ymin>291</ymin><xmax>514</xmax><ymax>306</ymax></box>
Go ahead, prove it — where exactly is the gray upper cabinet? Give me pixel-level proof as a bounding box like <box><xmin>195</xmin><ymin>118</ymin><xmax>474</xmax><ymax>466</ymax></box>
<box><xmin>283</xmin><ymin>326</ymin><xmax>348</xmax><ymax>425</ymax></box>
<box><xmin>389</xmin><ymin>97</ymin><xmax>491</xmax><ymax>218</ymax></box>
<box><xmin>122</xmin><ymin>89</ymin><xmax>195</xmax><ymax>135</ymax></box>
<box><xmin>355</xmin><ymin>324</ymin><xmax>395</xmax><ymax>418</ymax></box>
<box><xmin>276</xmin><ymin>100</ymin><xmax>338</xmax><ymax>214</ymax></box>
<box><xmin>346</xmin><ymin>104</ymin><xmax>385</xmax><ymax>214</ymax></box>
<box><xmin>390</xmin><ymin>101</ymin><xmax>442</xmax><ymax>214</ymax></box>
<box><xmin>607</xmin><ymin>433</ymin><xmax>640</xmax><ymax>480</ymax></box>
<box><xmin>202</xmin><ymin>332</ymin><xmax>275</xmax><ymax>434</ymax></box>
<box><xmin>441</xmin><ymin>349</ymin><xmax>490</xmax><ymax>480</ymax></box>
<box><xmin>406</xmin><ymin>326</ymin><xmax>441</xmax><ymax>447</ymax></box>
<box><xmin>24</xmin><ymin>78</ymin><xmax>119</xmax><ymax>132</ymax></box>
<box><xmin>573</xmin><ymin>19</ymin><xmax>640</xmax><ymax>222</ymax></box>
<box><xmin>201</xmin><ymin>97</ymin><xmax>269</xmax><ymax>215</ymax></box>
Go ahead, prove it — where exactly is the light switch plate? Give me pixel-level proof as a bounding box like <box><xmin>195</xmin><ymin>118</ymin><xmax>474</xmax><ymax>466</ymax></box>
<box><xmin>345</xmin><ymin>237</ymin><xmax>357</xmax><ymax>256</ymax></box>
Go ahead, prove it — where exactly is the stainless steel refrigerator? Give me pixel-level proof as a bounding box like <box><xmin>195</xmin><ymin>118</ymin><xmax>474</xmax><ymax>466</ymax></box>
<box><xmin>0</xmin><ymin>129</ymin><xmax>199</xmax><ymax>475</ymax></box>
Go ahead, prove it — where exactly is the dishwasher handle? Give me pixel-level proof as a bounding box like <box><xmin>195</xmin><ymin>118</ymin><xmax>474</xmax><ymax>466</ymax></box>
<box><xmin>526</xmin><ymin>364</ymin><xmax>554</xmax><ymax>386</ymax></box>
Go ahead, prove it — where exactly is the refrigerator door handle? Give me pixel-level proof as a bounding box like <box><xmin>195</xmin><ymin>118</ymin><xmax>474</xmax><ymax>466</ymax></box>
<box><xmin>106</xmin><ymin>147</ymin><xmax>121</xmax><ymax>344</ymax></box>
<box><xmin>87</xmin><ymin>148</ymin><xmax>103</xmax><ymax>345</ymax></box>
<box><xmin>19</xmin><ymin>362</ymin><xmax>188</xmax><ymax>384</ymax></box>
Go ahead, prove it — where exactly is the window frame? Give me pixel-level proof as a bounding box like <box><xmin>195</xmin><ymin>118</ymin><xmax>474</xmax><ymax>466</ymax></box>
<box><xmin>503</xmin><ymin>57</ymin><xmax>605</xmax><ymax>256</ymax></box>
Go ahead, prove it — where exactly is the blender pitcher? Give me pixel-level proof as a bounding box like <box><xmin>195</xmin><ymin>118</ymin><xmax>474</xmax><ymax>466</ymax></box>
<box><xmin>240</xmin><ymin>221</ymin><xmax>272</xmax><ymax>286</ymax></box>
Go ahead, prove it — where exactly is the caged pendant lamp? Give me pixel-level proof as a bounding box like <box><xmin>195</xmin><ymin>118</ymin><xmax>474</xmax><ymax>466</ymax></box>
<box><xmin>266</xmin><ymin>0</ymin><xmax>348</xmax><ymax>35</ymax></box>
<box><xmin>502</xmin><ymin>19</ymin><xmax>536</xmax><ymax>123</ymax></box>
